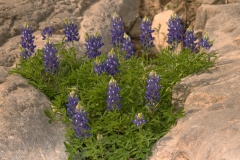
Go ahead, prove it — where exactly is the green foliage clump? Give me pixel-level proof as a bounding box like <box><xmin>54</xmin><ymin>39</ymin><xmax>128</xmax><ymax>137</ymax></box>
<box><xmin>10</xmin><ymin>15</ymin><xmax>217</xmax><ymax>160</ymax></box>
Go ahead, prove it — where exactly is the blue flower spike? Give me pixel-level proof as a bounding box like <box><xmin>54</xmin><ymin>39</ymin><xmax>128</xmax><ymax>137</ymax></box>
<box><xmin>72</xmin><ymin>102</ymin><xmax>90</xmax><ymax>138</ymax></box>
<box><xmin>42</xmin><ymin>36</ymin><xmax>59</xmax><ymax>74</ymax></box>
<box><xmin>104</xmin><ymin>48</ymin><xmax>120</xmax><ymax>76</ymax></box>
<box><xmin>122</xmin><ymin>33</ymin><xmax>135</xmax><ymax>59</ymax></box>
<box><xmin>66</xmin><ymin>90</ymin><xmax>80</xmax><ymax>118</ymax></box>
<box><xmin>139</xmin><ymin>16</ymin><xmax>155</xmax><ymax>54</ymax></box>
<box><xmin>145</xmin><ymin>70</ymin><xmax>162</xmax><ymax>111</ymax></box>
<box><xmin>64</xmin><ymin>18</ymin><xmax>80</xmax><ymax>42</ymax></box>
<box><xmin>110</xmin><ymin>12</ymin><xmax>125</xmax><ymax>47</ymax></box>
<box><xmin>106</xmin><ymin>77</ymin><xmax>121</xmax><ymax>111</ymax></box>
<box><xmin>198</xmin><ymin>33</ymin><xmax>214</xmax><ymax>50</ymax></box>
<box><xmin>184</xmin><ymin>26</ymin><xmax>197</xmax><ymax>52</ymax></box>
<box><xmin>19</xmin><ymin>21</ymin><xmax>36</xmax><ymax>59</ymax></box>
<box><xmin>94</xmin><ymin>57</ymin><xmax>105</xmax><ymax>76</ymax></box>
<box><xmin>85</xmin><ymin>32</ymin><xmax>104</xmax><ymax>58</ymax></box>
<box><xmin>41</xmin><ymin>26</ymin><xmax>54</xmax><ymax>40</ymax></box>
<box><xmin>133</xmin><ymin>113</ymin><xmax>147</xmax><ymax>128</ymax></box>
<box><xmin>166</xmin><ymin>13</ymin><xmax>184</xmax><ymax>50</ymax></box>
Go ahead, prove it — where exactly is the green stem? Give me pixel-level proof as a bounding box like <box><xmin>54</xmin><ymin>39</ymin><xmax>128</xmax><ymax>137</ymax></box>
<box><xmin>191</xmin><ymin>48</ymin><xmax>204</xmax><ymax>62</ymax></box>
<box><xmin>72</xmin><ymin>41</ymin><xmax>74</xmax><ymax>48</ymax></box>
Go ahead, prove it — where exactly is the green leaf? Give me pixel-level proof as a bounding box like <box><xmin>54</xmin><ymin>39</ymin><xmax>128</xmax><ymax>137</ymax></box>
<box><xmin>44</xmin><ymin>109</ymin><xmax>53</xmax><ymax>119</ymax></box>
<box><xmin>28</xmin><ymin>81</ymin><xmax>38</xmax><ymax>87</ymax></box>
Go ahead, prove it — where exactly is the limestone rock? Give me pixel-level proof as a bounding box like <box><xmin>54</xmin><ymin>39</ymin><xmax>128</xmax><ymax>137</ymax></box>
<box><xmin>148</xmin><ymin>3</ymin><xmax>240</xmax><ymax>160</ymax></box>
<box><xmin>138</xmin><ymin>0</ymin><xmax>166</xmax><ymax>19</ymax></box>
<box><xmin>0</xmin><ymin>73</ymin><xmax>68</xmax><ymax>160</ymax></box>
<box><xmin>196</xmin><ymin>0</ymin><xmax>227</xmax><ymax>4</ymax></box>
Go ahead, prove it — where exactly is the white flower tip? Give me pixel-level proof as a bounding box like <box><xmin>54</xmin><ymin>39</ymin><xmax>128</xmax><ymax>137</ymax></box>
<box><xmin>76</xmin><ymin>102</ymin><xmax>83</xmax><ymax>111</ymax></box>
<box><xmin>137</xmin><ymin>113</ymin><xmax>143</xmax><ymax>119</ymax></box>
<box><xmin>97</xmin><ymin>134</ymin><xmax>103</xmax><ymax>140</ymax></box>
<box><xmin>109</xmin><ymin>77</ymin><xmax>116</xmax><ymax>86</ymax></box>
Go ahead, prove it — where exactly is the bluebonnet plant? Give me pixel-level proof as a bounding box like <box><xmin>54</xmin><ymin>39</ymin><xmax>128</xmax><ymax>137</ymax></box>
<box><xmin>85</xmin><ymin>32</ymin><xmax>104</xmax><ymax>58</ymax></box>
<box><xmin>72</xmin><ymin>102</ymin><xmax>91</xmax><ymax>138</ymax></box>
<box><xmin>106</xmin><ymin>77</ymin><xmax>121</xmax><ymax>111</ymax></box>
<box><xmin>167</xmin><ymin>13</ymin><xmax>184</xmax><ymax>50</ymax></box>
<box><xmin>139</xmin><ymin>16</ymin><xmax>155</xmax><ymax>54</ymax></box>
<box><xmin>64</xmin><ymin>19</ymin><xmax>79</xmax><ymax>42</ymax></box>
<box><xmin>104</xmin><ymin>48</ymin><xmax>120</xmax><ymax>76</ymax></box>
<box><xmin>66</xmin><ymin>90</ymin><xmax>80</xmax><ymax>118</ymax></box>
<box><xmin>42</xmin><ymin>39</ymin><xmax>59</xmax><ymax>74</ymax></box>
<box><xmin>198</xmin><ymin>33</ymin><xmax>214</xmax><ymax>50</ymax></box>
<box><xmin>145</xmin><ymin>70</ymin><xmax>162</xmax><ymax>109</ymax></box>
<box><xmin>19</xmin><ymin>22</ymin><xmax>36</xmax><ymax>59</ymax></box>
<box><xmin>132</xmin><ymin>113</ymin><xmax>147</xmax><ymax>128</ymax></box>
<box><xmin>184</xmin><ymin>27</ymin><xmax>197</xmax><ymax>52</ymax></box>
<box><xmin>94</xmin><ymin>57</ymin><xmax>105</xmax><ymax>76</ymax></box>
<box><xmin>121</xmin><ymin>33</ymin><xmax>135</xmax><ymax>59</ymax></box>
<box><xmin>110</xmin><ymin>12</ymin><xmax>125</xmax><ymax>47</ymax></box>
<box><xmin>41</xmin><ymin>26</ymin><xmax>54</xmax><ymax>40</ymax></box>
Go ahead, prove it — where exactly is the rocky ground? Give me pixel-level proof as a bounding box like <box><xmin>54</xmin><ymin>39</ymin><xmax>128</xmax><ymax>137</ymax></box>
<box><xmin>0</xmin><ymin>0</ymin><xmax>240</xmax><ymax>159</ymax></box>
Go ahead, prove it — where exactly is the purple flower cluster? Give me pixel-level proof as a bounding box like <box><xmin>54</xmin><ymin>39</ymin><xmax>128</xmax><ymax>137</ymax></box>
<box><xmin>66</xmin><ymin>90</ymin><xmax>90</xmax><ymax>138</ymax></box>
<box><xmin>110</xmin><ymin>12</ymin><xmax>125</xmax><ymax>47</ymax></box>
<box><xmin>72</xmin><ymin>103</ymin><xmax>91</xmax><ymax>138</ymax></box>
<box><xmin>139</xmin><ymin>16</ymin><xmax>155</xmax><ymax>54</ymax></box>
<box><xmin>184</xmin><ymin>27</ymin><xmax>197</xmax><ymax>52</ymax></box>
<box><xmin>106</xmin><ymin>77</ymin><xmax>121</xmax><ymax>111</ymax></box>
<box><xmin>42</xmin><ymin>42</ymin><xmax>59</xmax><ymax>74</ymax></box>
<box><xmin>104</xmin><ymin>49</ymin><xmax>120</xmax><ymax>76</ymax></box>
<box><xmin>41</xmin><ymin>26</ymin><xmax>54</xmax><ymax>40</ymax></box>
<box><xmin>166</xmin><ymin>13</ymin><xmax>214</xmax><ymax>52</ymax></box>
<box><xmin>85</xmin><ymin>32</ymin><xmax>104</xmax><ymax>58</ymax></box>
<box><xmin>122</xmin><ymin>33</ymin><xmax>135</xmax><ymax>59</ymax></box>
<box><xmin>94</xmin><ymin>58</ymin><xmax>105</xmax><ymax>76</ymax></box>
<box><xmin>66</xmin><ymin>91</ymin><xmax>80</xmax><ymax>118</ymax></box>
<box><xmin>167</xmin><ymin>13</ymin><xmax>184</xmax><ymax>50</ymax></box>
<box><xmin>92</xmin><ymin>49</ymin><xmax>120</xmax><ymax>76</ymax></box>
<box><xmin>198</xmin><ymin>33</ymin><xmax>214</xmax><ymax>50</ymax></box>
<box><xmin>132</xmin><ymin>113</ymin><xmax>147</xmax><ymax>128</ymax></box>
<box><xmin>145</xmin><ymin>70</ymin><xmax>162</xmax><ymax>107</ymax></box>
<box><xmin>19</xmin><ymin>22</ymin><xmax>36</xmax><ymax>59</ymax></box>
<box><xmin>64</xmin><ymin>19</ymin><xmax>79</xmax><ymax>42</ymax></box>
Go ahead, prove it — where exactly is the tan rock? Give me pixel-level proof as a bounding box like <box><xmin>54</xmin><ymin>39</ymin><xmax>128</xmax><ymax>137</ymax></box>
<box><xmin>151</xmin><ymin>10</ymin><xmax>174</xmax><ymax>53</ymax></box>
<box><xmin>196</xmin><ymin>0</ymin><xmax>227</xmax><ymax>4</ymax></box>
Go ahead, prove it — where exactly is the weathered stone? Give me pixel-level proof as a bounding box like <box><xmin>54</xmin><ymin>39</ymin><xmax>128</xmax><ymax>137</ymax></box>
<box><xmin>138</xmin><ymin>0</ymin><xmax>166</xmax><ymax>19</ymax></box>
<box><xmin>0</xmin><ymin>66</ymin><xmax>8</xmax><ymax>84</ymax></box>
<box><xmin>196</xmin><ymin>0</ymin><xmax>227</xmax><ymax>4</ymax></box>
<box><xmin>0</xmin><ymin>74</ymin><xmax>67</xmax><ymax>160</ymax></box>
<box><xmin>0</xmin><ymin>52</ymin><xmax>16</xmax><ymax>67</ymax></box>
<box><xmin>148</xmin><ymin>3</ymin><xmax>240</xmax><ymax>160</ymax></box>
